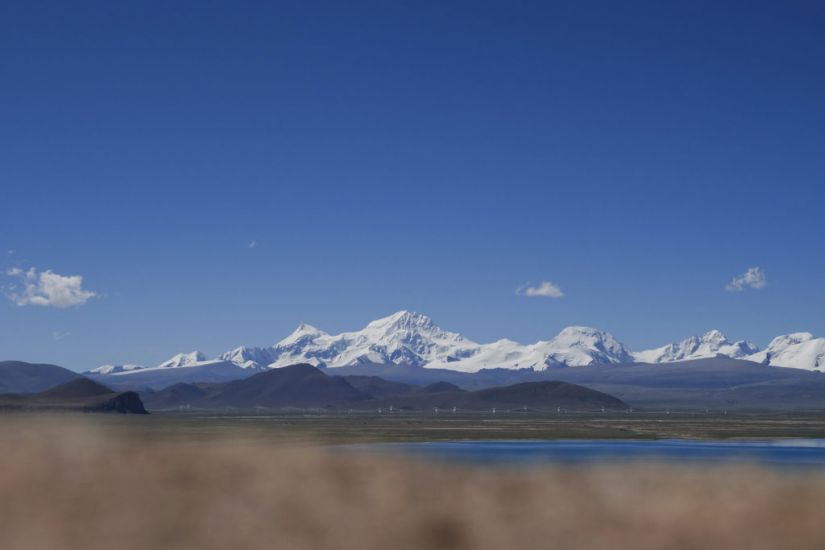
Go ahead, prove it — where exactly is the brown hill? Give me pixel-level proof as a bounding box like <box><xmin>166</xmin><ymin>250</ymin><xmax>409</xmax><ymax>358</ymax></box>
<box><xmin>374</xmin><ymin>381</ymin><xmax>627</xmax><ymax>412</ymax></box>
<box><xmin>141</xmin><ymin>364</ymin><xmax>626</xmax><ymax>412</ymax></box>
<box><xmin>0</xmin><ymin>377</ymin><xmax>148</xmax><ymax>414</ymax></box>
<box><xmin>212</xmin><ymin>364</ymin><xmax>373</xmax><ymax>408</ymax></box>
<box><xmin>0</xmin><ymin>361</ymin><xmax>80</xmax><ymax>394</ymax></box>
<box><xmin>40</xmin><ymin>377</ymin><xmax>113</xmax><ymax>399</ymax></box>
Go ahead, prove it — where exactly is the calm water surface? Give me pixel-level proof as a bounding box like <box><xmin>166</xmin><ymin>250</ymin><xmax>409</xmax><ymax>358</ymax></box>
<box><xmin>351</xmin><ymin>439</ymin><xmax>825</xmax><ymax>467</ymax></box>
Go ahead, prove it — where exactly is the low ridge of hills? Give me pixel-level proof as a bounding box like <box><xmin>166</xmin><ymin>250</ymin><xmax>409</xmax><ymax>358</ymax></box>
<box><xmin>0</xmin><ymin>372</ymin><xmax>148</xmax><ymax>414</ymax></box>
<box><xmin>140</xmin><ymin>363</ymin><xmax>627</xmax><ymax>412</ymax></box>
<box><xmin>328</xmin><ymin>357</ymin><xmax>825</xmax><ymax>410</ymax></box>
<box><xmin>39</xmin><ymin>377</ymin><xmax>113</xmax><ymax>399</ymax></box>
<box><xmin>366</xmin><ymin>381</ymin><xmax>626</xmax><ymax>412</ymax></box>
<box><xmin>0</xmin><ymin>361</ymin><xmax>81</xmax><ymax>394</ymax></box>
<box><xmin>215</xmin><ymin>364</ymin><xmax>372</xmax><ymax>408</ymax></box>
<box><xmin>334</xmin><ymin>375</ymin><xmax>419</xmax><ymax>399</ymax></box>
<box><xmin>7</xmin><ymin>354</ymin><xmax>825</xmax><ymax>412</ymax></box>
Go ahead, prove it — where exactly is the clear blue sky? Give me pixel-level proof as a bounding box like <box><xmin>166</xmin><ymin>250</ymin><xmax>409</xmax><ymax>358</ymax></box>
<box><xmin>2</xmin><ymin>0</ymin><xmax>823</xmax><ymax>371</ymax></box>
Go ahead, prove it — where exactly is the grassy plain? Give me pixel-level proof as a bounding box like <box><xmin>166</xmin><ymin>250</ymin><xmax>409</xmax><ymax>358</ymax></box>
<box><xmin>3</xmin><ymin>413</ymin><xmax>825</xmax><ymax>550</ymax></box>
<box><xmin>39</xmin><ymin>409</ymin><xmax>825</xmax><ymax>444</ymax></box>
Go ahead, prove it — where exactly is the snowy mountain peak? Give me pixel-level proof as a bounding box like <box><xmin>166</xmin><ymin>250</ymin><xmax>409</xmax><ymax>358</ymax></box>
<box><xmin>767</xmin><ymin>332</ymin><xmax>814</xmax><ymax>348</ymax></box>
<box><xmin>85</xmin><ymin>364</ymin><xmax>145</xmax><ymax>375</ymax></box>
<box><xmin>544</xmin><ymin>326</ymin><xmax>634</xmax><ymax>366</ymax></box>
<box><xmin>701</xmin><ymin>329</ymin><xmax>727</xmax><ymax>346</ymax></box>
<box><xmin>365</xmin><ymin>310</ymin><xmax>436</xmax><ymax>333</ymax></box>
<box><xmin>277</xmin><ymin>323</ymin><xmax>328</xmax><ymax>347</ymax></box>
<box><xmin>363</xmin><ymin>311</ymin><xmax>467</xmax><ymax>345</ymax></box>
<box><xmin>218</xmin><ymin>346</ymin><xmax>278</xmax><ymax>368</ymax></box>
<box><xmin>295</xmin><ymin>321</ymin><xmax>322</xmax><ymax>333</ymax></box>
<box><xmin>157</xmin><ymin>351</ymin><xmax>208</xmax><ymax>369</ymax></box>
<box><xmin>267</xmin><ymin>311</ymin><xmax>477</xmax><ymax>369</ymax></box>
<box><xmin>748</xmin><ymin>332</ymin><xmax>825</xmax><ymax>371</ymax></box>
<box><xmin>555</xmin><ymin>326</ymin><xmax>615</xmax><ymax>341</ymax></box>
<box><xmin>551</xmin><ymin>326</ymin><xmax>632</xmax><ymax>357</ymax></box>
<box><xmin>634</xmin><ymin>330</ymin><xmax>758</xmax><ymax>364</ymax></box>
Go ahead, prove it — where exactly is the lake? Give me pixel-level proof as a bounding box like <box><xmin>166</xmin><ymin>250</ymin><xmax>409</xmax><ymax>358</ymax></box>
<box><xmin>350</xmin><ymin>439</ymin><xmax>825</xmax><ymax>467</ymax></box>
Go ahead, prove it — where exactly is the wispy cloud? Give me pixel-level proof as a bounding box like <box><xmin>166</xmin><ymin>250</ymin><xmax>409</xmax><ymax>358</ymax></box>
<box><xmin>516</xmin><ymin>281</ymin><xmax>564</xmax><ymax>298</ymax></box>
<box><xmin>52</xmin><ymin>331</ymin><xmax>71</xmax><ymax>341</ymax></box>
<box><xmin>726</xmin><ymin>267</ymin><xmax>767</xmax><ymax>292</ymax></box>
<box><xmin>248</xmin><ymin>240</ymin><xmax>257</xmax><ymax>249</ymax></box>
<box><xmin>5</xmin><ymin>267</ymin><xmax>97</xmax><ymax>308</ymax></box>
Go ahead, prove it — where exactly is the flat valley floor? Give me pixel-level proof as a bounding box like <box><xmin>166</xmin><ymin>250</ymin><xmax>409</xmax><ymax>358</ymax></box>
<box><xmin>3</xmin><ymin>412</ymin><xmax>825</xmax><ymax>550</ymax></box>
<box><xmin>42</xmin><ymin>409</ymin><xmax>825</xmax><ymax>443</ymax></box>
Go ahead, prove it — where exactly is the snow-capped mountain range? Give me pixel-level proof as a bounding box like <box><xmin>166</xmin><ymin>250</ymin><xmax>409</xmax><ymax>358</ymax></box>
<box><xmin>632</xmin><ymin>330</ymin><xmax>758</xmax><ymax>364</ymax></box>
<box><xmin>87</xmin><ymin>311</ymin><xmax>825</xmax><ymax>376</ymax></box>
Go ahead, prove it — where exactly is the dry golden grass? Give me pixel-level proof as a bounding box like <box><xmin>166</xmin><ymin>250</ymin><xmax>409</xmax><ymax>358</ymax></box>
<box><xmin>1</xmin><ymin>417</ymin><xmax>824</xmax><ymax>550</ymax></box>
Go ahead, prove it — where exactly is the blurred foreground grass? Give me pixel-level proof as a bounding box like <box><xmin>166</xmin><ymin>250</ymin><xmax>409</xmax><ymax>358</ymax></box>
<box><xmin>1</xmin><ymin>416</ymin><xmax>824</xmax><ymax>550</ymax></box>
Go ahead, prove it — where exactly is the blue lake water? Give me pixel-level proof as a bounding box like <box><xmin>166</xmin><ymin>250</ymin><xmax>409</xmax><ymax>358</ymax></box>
<box><xmin>350</xmin><ymin>439</ymin><xmax>825</xmax><ymax>467</ymax></box>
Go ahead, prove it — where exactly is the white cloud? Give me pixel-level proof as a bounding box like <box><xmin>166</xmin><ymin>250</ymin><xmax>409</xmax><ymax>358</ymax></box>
<box><xmin>725</xmin><ymin>267</ymin><xmax>767</xmax><ymax>292</ymax></box>
<box><xmin>248</xmin><ymin>240</ymin><xmax>257</xmax><ymax>248</ymax></box>
<box><xmin>517</xmin><ymin>281</ymin><xmax>564</xmax><ymax>298</ymax></box>
<box><xmin>52</xmin><ymin>331</ymin><xmax>71</xmax><ymax>341</ymax></box>
<box><xmin>5</xmin><ymin>267</ymin><xmax>97</xmax><ymax>308</ymax></box>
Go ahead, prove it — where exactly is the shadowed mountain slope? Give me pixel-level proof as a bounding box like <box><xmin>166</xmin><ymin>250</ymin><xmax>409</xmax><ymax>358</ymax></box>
<box><xmin>40</xmin><ymin>377</ymin><xmax>113</xmax><ymax>399</ymax></box>
<box><xmin>141</xmin><ymin>383</ymin><xmax>211</xmax><ymax>410</ymax></box>
<box><xmin>341</xmin><ymin>376</ymin><xmax>419</xmax><ymax>399</ymax></box>
<box><xmin>418</xmin><ymin>381</ymin><xmax>464</xmax><ymax>394</ymax></box>
<box><xmin>0</xmin><ymin>377</ymin><xmax>148</xmax><ymax>414</ymax></box>
<box><xmin>329</xmin><ymin>358</ymin><xmax>825</xmax><ymax>410</ymax></box>
<box><xmin>0</xmin><ymin>361</ymin><xmax>81</xmax><ymax>394</ymax></box>
<box><xmin>141</xmin><ymin>364</ymin><xmax>627</xmax><ymax>412</ymax></box>
<box><xmin>372</xmin><ymin>381</ymin><xmax>627</xmax><ymax>412</ymax></box>
<box><xmin>213</xmin><ymin>364</ymin><xmax>372</xmax><ymax>408</ymax></box>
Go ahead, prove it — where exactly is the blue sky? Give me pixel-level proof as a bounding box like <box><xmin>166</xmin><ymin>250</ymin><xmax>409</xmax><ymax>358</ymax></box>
<box><xmin>1</xmin><ymin>1</ymin><xmax>823</xmax><ymax>371</ymax></box>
